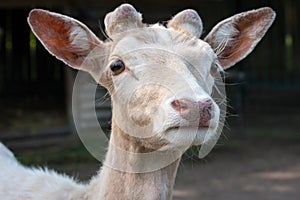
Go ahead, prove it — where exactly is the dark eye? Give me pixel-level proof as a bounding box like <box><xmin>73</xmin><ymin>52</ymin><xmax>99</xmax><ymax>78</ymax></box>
<box><xmin>110</xmin><ymin>59</ymin><xmax>125</xmax><ymax>75</ymax></box>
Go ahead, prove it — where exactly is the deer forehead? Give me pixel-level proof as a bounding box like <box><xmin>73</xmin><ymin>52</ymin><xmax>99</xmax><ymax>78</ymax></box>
<box><xmin>109</xmin><ymin>26</ymin><xmax>216</xmax><ymax>74</ymax></box>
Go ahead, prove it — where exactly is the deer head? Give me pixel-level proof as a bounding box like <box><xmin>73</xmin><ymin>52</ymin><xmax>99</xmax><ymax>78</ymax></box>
<box><xmin>28</xmin><ymin>4</ymin><xmax>275</xmax><ymax>168</ymax></box>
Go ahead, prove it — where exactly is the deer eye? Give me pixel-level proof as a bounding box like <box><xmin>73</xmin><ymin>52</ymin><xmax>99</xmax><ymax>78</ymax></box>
<box><xmin>110</xmin><ymin>59</ymin><xmax>125</xmax><ymax>75</ymax></box>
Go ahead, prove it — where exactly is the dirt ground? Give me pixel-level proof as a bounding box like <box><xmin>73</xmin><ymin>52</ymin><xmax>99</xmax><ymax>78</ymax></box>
<box><xmin>3</xmin><ymin>132</ymin><xmax>300</xmax><ymax>200</ymax></box>
<box><xmin>57</xmin><ymin>139</ymin><xmax>300</xmax><ymax>200</ymax></box>
<box><xmin>173</xmin><ymin>140</ymin><xmax>300</xmax><ymax>200</ymax></box>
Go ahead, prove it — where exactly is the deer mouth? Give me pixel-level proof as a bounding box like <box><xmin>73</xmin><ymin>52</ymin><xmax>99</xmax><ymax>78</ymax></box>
<box><xmin>163</xmin><ymin>124</ymin><xmax>215</xmax><ymax>148</ymax></box>
<box><xmin>165</xmin><ymin>124</ymin><xmax>210</xmax><ymax>132</ymax></box>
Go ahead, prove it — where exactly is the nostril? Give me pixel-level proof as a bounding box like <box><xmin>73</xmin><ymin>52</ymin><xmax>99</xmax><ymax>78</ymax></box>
<box><xmin>201</xmin><ymin>99</ymin><xmax>213</xmax><ymax>110</ymax></box>
<box><xmin>204</xmin><ymin>99</ymin><xmax>213</xmax><ymax>105</ymax></box>
<box><xmin>199</xmin><ymin>99</ymin><xmax>215</xmax><ymax>123</ymax></box>
<box><xmin>171</xmin><ymin>99</ymin><xmax>189</xmax><ymax>112</ymax></box>
<box><xmin>200</xmin><ymin>99</ymin><xmax>214</xmax><ymax>112</ymax></box>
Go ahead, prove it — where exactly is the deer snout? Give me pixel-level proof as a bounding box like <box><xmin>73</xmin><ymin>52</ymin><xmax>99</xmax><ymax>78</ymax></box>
<box><xmin>171</xmin><ymin>98</ymin><xmax>214</xmax><ymax>127</ymax></box>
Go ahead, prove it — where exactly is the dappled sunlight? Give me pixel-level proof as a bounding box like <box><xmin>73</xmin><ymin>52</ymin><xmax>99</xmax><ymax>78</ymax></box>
<box><xmin>173</xmin><ymin>189</ymin><xmax>199</xmax><ymax>199</ymax></box>
<box><xmin>242</xmin><ymin>163</ymin><xmax>300</xmax><ymax>194</ymax></box>
<box><xmin>252</xmin><ymin>170</ymin><xmax>300</xmax><ymax>181</ymax></box>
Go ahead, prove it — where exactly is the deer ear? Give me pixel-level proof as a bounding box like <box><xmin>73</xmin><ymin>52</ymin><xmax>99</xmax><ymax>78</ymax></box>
<box><xmin>104</xmin><ymin>4</ymin><xmax>144</xmax><ymax>37</ymax></box>
<box><xmin>28</xmin><ymin>9</ymin><xmax>107</xmax><ymax>81</ymax></box>
<box><xmin>204</xmin><ymin>7</ymin><xmax>276</xmax><ymax>69</ymax></box>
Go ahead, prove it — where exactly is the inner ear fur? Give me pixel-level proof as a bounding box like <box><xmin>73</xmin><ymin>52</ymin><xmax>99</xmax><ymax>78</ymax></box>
<box><xmin>205</xmin><ymin>7</ymin><xmax>276</xmax><ymax>69</ymax></box>
<box><xmin>28</xmin><ymin>9</ymin><xmax>107</xmax><ymax>82</ymax></box>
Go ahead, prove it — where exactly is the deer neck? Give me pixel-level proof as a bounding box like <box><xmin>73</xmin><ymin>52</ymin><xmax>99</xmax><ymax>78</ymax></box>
<box><xmin>87</xmin><ymin>119</ymin><xmax>181</xmax><ymax>200</ymax></box>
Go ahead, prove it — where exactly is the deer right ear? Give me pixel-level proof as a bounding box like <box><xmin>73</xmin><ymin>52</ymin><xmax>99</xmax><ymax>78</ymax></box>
<box><xmin>204</xmin><ymin>7</ymin><xmax>276</xmax><ymax>69</ymax></box>
<box><xmin>28</xmin><ymin>9</ymin><xmax>108</xmax><ymax>81</ymax></box>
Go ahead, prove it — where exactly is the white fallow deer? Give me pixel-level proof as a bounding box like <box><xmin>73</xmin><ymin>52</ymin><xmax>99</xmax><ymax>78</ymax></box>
<box><xmin>0</xmin><ymin>4</ymin><xmax>275</xmax><ymax>200</ymax></box>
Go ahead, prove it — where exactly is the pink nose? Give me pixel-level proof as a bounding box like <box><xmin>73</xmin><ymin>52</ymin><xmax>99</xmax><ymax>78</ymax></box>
<box><xmin>171</xmin><ymin>98</ymin><xmax>214</xmax><ymax>127</ymax></box>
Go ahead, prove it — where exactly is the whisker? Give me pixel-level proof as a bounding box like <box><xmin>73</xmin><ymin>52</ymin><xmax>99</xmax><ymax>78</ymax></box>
<box><xmin>97</xmin><ymin>20</ymin><xmax>111</xmax><ymax>41</ymax></box>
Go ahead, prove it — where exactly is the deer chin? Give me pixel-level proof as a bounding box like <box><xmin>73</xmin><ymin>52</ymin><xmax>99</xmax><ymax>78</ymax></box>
<box><xmin>192</xmin><ymin>125</ymin><xmax>218</xmax><ymax>146</ymax></box>
<box><xmin>160</xmin><ymin>125</ymin><xmax>210</xmax><ymax>151</ymax></box>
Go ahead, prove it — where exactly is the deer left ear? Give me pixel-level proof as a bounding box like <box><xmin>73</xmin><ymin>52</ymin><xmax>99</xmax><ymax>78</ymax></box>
<box><xmin>28</xmin><ymin>9</ymin><xmax>108</xmax><ymax>82</ymax></box>
<box><xmin>204</xmin><ymin>7</ymin><xmax>276</xmax><ymax>70</ymax></box>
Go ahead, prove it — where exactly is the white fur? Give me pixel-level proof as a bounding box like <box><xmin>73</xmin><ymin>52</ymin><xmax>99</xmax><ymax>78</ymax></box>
<box><xmin>0</xmin><ymin>143</ymin><xmax>85</xmax><ymax>200</ymax></box>
<box><xmin>70</xmin><ymin>26</ymin><xmax>91</xmax><ymax>52</ymax></box>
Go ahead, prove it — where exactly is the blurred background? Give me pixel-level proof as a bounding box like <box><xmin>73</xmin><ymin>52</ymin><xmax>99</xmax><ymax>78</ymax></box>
<box><xmin>0</xmin><ymin>0</ymin><xmax>299</xmax><ymax>199</ymax></box>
